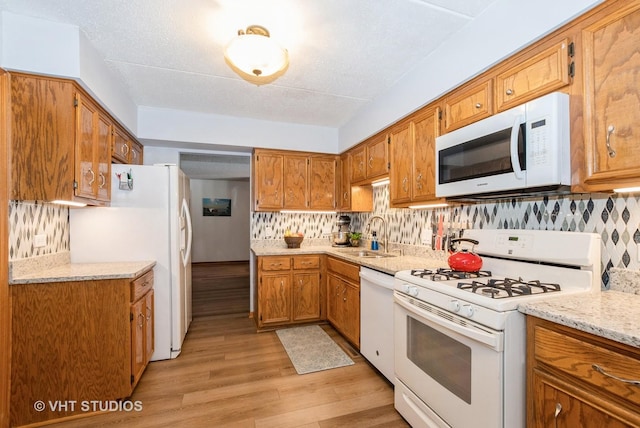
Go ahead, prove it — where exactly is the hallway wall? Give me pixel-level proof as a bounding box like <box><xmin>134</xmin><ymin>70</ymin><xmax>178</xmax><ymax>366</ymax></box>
<box><xmin>189</xmin><ymin>179</ymin><xmax>250</xmax><ymax>262</ymax></box>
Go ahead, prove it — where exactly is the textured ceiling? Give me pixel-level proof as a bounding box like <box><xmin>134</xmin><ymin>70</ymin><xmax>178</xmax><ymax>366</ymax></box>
<box><xmin>0</xmin><ymin>0</ymin><xmax>498</xmax><ymax>129</ymax></box>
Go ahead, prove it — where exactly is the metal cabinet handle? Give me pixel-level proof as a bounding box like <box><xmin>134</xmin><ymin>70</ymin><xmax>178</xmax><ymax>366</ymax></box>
<box><xmin>402</xmin><ymin>176</ymin><xmax>408</xmax><ymax>193</ymax></box>
<box><xmin>146</xmin><ymin>306</ymin><xmax>151</xmax><ymax>321</ymax></box>
<box><xmin>506</xmin><ymin>89</ymin><xmax>514</xmax><ymax>96</ymax></box>
<box><xmin>138</xmin><ymin>313</ymin><xmax>144</xmax><ymax>328</ymax></box>
<box><xmin>98</xmin><ymin>172</ymin><xmax>106</xmax><ymax>189</ymax></box>
<box><xmin>605</xmin><ymin>125</ymin><xmax>616</xmax><ymax>158</ymax></box>
<box><xmin>554</xmin><ymin>403</ymin><xmax>562</xmax><ymax>428</ymax></box>
<box><xmin>87</xmin><ymin>168</ymin><xmax>95</xmax><ymax>185</ymax></box>
<box><xmin>592</xmin><ymin>363</ymin><xmax>640</xmax><ymax>386</ymax></box>
<box><xmin>416</xmin><ymin>173</ymin><xmax>423</xmax><ymax>190</ymax></box>
<box><xmin>359</xmin><ymin>161</ymin><xmax>364</xmax><ymax>172</ymax></box>
<box><xmin>132</xmin><ymin>150</ymin><xmax>137</xmax><ymax>160</ymax></box>
<box><xmin>122</xmin><ymin>144</ymin><xmax>129</xmax><ymax>156</ymax></box>
<box><xmin>343</xmin><ymin>191</ymin><xmax>348</xmax><ymax>200</ymax></box>
<box><xmin>368</xmin><ymin>156</ymin><xmax>373</xmax><ymax>168</ymax></box>
<box><xmin>475</xmin><ymin>103</ymin><xmax>482</xmax><ymax>109</ymax></box>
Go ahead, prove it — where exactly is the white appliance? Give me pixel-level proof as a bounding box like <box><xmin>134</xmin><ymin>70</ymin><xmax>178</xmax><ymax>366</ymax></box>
<box><xmin>436</xmin><ymin>91</ymin><xmax>570</xmax><ymax>200</ymax></box>
<box><xmin>359</xmin><ymin>267</ymin><xmax>395</xmax><ymax>385</ymax></box>
<box><xmin>69</xmin><ymin>164</ymin><xmax>193</xmax><ymax>361</ymax></box>
<box><xmin>393</xmin><ymin>229</ymin><xmax>601</xmax><ymax>428</ymax></box>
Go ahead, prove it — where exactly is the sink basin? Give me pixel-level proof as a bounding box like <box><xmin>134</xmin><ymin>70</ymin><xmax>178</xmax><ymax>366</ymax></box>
<box><xmin>337</xmin><ymin>249</ymin><xmax>397</xmax><ymax>258</ymax></box>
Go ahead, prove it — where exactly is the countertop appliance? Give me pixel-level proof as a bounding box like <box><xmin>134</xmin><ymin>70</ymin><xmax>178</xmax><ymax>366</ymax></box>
<box><xmin>436</xmin><ymin>91</ymin><xmax>570</xmax><ymax>200</ymax></box>
<box><xmin>69</xmin><ymin>164</ymin><xmax>193</xmax><ymax>361</ymax></box>
<box><xmin>393</xmin><ymin>229</ymin><xmax>601</xmax><ymax>428</ymax></box>
<box><xmin>360</xmin><ymin>267</ymin><xmax>395</xmax><ymax>385</ymax></box>
<box><xmin>332</xmin><ymin>215</ymin><xmax>351</xmax><ymax>246</ymax></box>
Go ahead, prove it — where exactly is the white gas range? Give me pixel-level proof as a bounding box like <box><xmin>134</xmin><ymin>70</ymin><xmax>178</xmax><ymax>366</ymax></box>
<box><xmin>393</xmin><ymin>229</ymin><xmax>601</xmax><ymax>428</ymax></box>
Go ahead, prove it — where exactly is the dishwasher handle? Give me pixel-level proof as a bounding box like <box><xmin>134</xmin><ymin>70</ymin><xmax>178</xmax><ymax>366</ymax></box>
<box><xmin>359</xmin><ymin>268</ymin><xmax>395</xmax><ymax>290</ymax></box>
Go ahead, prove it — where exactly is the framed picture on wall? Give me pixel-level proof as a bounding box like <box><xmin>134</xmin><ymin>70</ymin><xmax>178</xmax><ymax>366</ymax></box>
<box><xmin>203</xmin><ymin>198</ymin><xmax>231</xmax><ymax>216</ymax></box>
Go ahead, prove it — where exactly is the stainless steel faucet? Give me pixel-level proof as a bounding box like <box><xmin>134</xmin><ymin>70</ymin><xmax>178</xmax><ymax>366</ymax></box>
<box><xmin>366</xmin><ymin>215</ymin><xmax>388</xmax><ymax>252</ymax></box>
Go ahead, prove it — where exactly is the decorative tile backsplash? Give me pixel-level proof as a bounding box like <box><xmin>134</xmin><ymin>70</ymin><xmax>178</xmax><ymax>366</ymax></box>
<box><xmin>9</xmin><ymin>187</ymin><xmax>640</xmax><ymax>289</ymax></box>
<box><xmin>8</xmin><ymin>201</ymin><xmax>69</xmax><ymax>260</ymax></box>
<box><xmin>251</xmin><ymin>185</ymin><xmax>640</xmax><ymax>288</ymax></box>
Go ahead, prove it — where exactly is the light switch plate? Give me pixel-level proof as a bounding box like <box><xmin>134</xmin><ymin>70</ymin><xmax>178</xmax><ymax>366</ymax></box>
<box><xmin>34</xmin><ymin>234</ymin><xmax>47</xmax><ymax>248</ymax></box>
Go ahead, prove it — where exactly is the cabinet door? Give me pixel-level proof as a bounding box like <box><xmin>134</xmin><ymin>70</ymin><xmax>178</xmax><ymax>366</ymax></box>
<box><xmin>131</xmin><ymin>297</ymin><xmax>146</xmax><ymax>387</ymax></box>
<box><xmin>581</xmin><ymin>3</ymin><xmax>640</xmax><ymax>188</ymax></box>
<box><xmin>444</xmin><ymin>79</ymin><xmax>493</xmax><ymax>133</ymax></box>
<box><xmin>389</xmin><ymin>121</ymin><xmax>413</xmax><ymax>205</ymax></box>
<box><xmin>259</xmin><ymin>274</ymin><xmax>291</xmax><ymax>325</ymax></box>
<box><xmin>254</xmin><ymin>151</ymin><xmax>284</xmax><ymax>210</ymax></box>
<box><xmin>531</xmin><ymin>371</ymin><xmax>632</xmax><ymax>428</ymax></box>
<box><xmin>342</xmin><ymin>283</ymin><xmax>360</xmax><ymax>348</ymax></box>
<box><xmin>309</xmin><ymin>156</ymin><xmax>337</xmax><ymax>210</ymax></box>
<box><xmin>366</xmin><ymin>134</ymin><xmax>389</xmax><ymax>179</ymax></box>
<box><xmin>339</xmin><ymin>154</ymin><xmax>351</xmax><ymax>211</ymax></box>
<box><xmin>96</xmin><ymin>111</ymin><xmax>111</xmax><ymax>202</ymax></box>
<box><xmin>112</xmin><ymin>126</ymin><xmax>130</xmax><ymax>163</ymax></box>
<box><xmin>292</xmin><ymin>272</ymin><xmax>321</xmax><ymax>321</ymax></box>
<box><xmin>75</xmin><ymin>93</ymin><xmax>98</xmax><ymax>199</ymax></box>
<box><xmin>412</xmin><ymin>106</ymin><xmax>441</xmax><ymax>202</ymax></box>
<box><xmin>283</xmin><ymin>154</ymin><xmax>308</xmax><ymax>209</ymax></box>
<box><xmin>130</xmin><ymin>141</ymin><xmax>143</xmax><ymax>165</ymax></box>
<box><xmin>327</xmin><ymin>274</ymin><xmax>343</xmax><ymax>328</ymax></box>
<box><xmin>496</xmin><ymin>38</ymin><xmax>571</xmax><ymax>111</ymax></box>
<box><xmin>350</xmin><ymin>146</ymin><xmax>366</xmax><ymax>183</ymax></box>
<box><xmin>144</xmin><ymin>290</ymin><xmax>154</xmax><ymax>363</ymax></box>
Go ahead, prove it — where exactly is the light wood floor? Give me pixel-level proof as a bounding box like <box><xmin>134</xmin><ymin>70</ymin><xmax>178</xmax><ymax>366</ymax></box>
<box><xmin>48</xmin><ymin>262</ymin><xmax>408</xmax><ymax>427</ymax></box>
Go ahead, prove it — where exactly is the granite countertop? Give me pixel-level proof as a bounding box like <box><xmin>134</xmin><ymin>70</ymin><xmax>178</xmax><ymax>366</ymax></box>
<box><xmin>9</xmin><ymin>252</ymin><xmax>156</xmax><ymax>285</ymax></box>
<box><xmin>251</xmin><ymin>244</ymin><xmax>447</xmax><ymax>275</ymax></box>
<box><xmin>518</xmin><ymin>291</ymin><xmax>640</xmax><ymax>349</ymax></box>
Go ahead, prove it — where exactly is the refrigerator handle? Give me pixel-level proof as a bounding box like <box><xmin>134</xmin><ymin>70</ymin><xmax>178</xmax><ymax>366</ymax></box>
<box><xmin>180</xmin><ymin>198</ymin><xmax>193</xmax><ymax>267</ymax></box>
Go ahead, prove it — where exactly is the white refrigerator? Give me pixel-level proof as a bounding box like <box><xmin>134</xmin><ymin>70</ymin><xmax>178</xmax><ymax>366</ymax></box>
<box><xmin>69</xmin><ymin>164</ymin><xmax>193</xmax><ymax>361</ymax></box>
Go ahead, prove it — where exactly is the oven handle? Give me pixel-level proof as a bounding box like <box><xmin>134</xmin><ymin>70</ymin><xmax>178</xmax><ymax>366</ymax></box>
<box><xmin>394</xmin><ymin>292</ymin><xmax>503</xmax><ymax>352</ymax></box>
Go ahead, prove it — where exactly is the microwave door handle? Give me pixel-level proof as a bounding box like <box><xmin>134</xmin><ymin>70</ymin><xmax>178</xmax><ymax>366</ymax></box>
<box><xmin>510</xmin><ymin>117</ymin><xmax>524</xmax><ymax>180</ymax></box>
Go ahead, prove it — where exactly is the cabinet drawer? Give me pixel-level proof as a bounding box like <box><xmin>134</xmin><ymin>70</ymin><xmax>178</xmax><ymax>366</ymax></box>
<box><xmin>534</xmin><ymin>325</ymin><xmax>640</xmax><ymax>407</ymax></box>
<box><xmin>293</xmin><ymin>255</ymin><xmax>320</xmax><ymax>270</ymax></box>
<box><xmin>260</xmin><ymin>256</ymin><xmax>291</xmax><ymax>271</ymax></box>
<box><xmin>327</xmin><ymin>257</ymin><xmax>360</xmax><ymax>284</ymax></box>
<box><xmin>131</xmin><ymin>270</ymin><xmax>154</xmax><ymax>302</ymax></box>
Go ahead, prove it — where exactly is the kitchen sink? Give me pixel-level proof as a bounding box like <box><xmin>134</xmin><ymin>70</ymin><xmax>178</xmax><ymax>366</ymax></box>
<box><xmin>337</xmin><ymin>249</ymin><xmax>397</xmax><ymax>258</ymax></box>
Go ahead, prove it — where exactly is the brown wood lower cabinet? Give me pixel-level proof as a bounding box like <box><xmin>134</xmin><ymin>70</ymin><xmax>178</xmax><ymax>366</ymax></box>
<box><xmin>527</xmin><ymin>316</ymin><xmax>640</xmax><ymax>428</ymax></box>
<box><xmin>326</xmin><ymin>256</ymin><xmax>360</xmax><ymax>349</ymax></box>
<box><xmin>10</xmin><ymin>269</ymin><xmax>154</xmax><ymax>427</ymax></box>
<box><xmin>255</xmin><ymin>255</ymin><xmax>324</xmax><ymax>329</ymax></box>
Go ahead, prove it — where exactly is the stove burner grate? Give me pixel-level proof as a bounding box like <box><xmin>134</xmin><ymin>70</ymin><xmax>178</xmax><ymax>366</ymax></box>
<box><xmin>410</xmin><ymin>268</ymin><xmax>492</xmax><ymax>281</ymax></box>
<box><xmin>457</xmin><ymin>277</ymin><xmax>561</xmax><ymax>299</ymax></box>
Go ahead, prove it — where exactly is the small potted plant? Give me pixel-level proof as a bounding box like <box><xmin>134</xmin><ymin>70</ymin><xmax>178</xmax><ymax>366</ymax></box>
<box><xmin>349</xmin><ymin>232</ymin><xmax>362</xmax><ymax>247</ymax></box>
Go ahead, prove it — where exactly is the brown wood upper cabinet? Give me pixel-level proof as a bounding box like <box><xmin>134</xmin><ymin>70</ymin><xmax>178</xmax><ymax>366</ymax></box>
<box><xmin>444</xmin><ymin>79</ymin><xmax>493</xmax><ymax>133</ymax></box>
<box><xmin>112</xmin><ymin>125</ymin><xmax>144</xmax><ymax>165</ymax></box>
<box><xmin>390</xmin><ymin>105</ymin><xmax>444</xmax><ymax>207</ymax></box>
<box><xmin>253</xmin><ymin>149</ymin><xmax>338</xmax><ymax>211</ymax></box>
<box><xmin>495</xmin><ymin>38</ymin><xmax>572</xmax><ymax>112</ymax></box>
<box><xmin>75</xmin><ymin>91</ymin><xmax>112</xmax><ymax>202</ymax></box>
<box><xmin>576</xmin><ymin>0</ymin><xmax>640</xmax><ymax>192</ymax></box>
<box><xmin>6</xmin><ymin>72</ymin><xmax>137</xmax><ymax>205</ymax></box>
<box><xmin>349</xmin><ymin>133</ymin><xmax>389</xmax><ymax>184</ymax></box>
<box><xmin>339</xmin><ymin>153</ymin><xmax>373</xmax><ymax>212</ymax></box>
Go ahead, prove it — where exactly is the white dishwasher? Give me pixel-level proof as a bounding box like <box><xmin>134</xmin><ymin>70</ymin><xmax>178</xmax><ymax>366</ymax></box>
<box><xmin>359</xmin><ymin>266</ymin><xmax>395</xmax><ymax>385</ymax></box>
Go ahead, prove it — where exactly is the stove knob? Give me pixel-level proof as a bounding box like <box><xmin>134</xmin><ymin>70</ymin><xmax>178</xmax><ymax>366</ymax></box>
<box><xmin>409</xmin><ymin>286</ymin><xmax>419</xmax><ymax>297</ymax></box>
<box><xmin>402</xmin><ymin>284</ymin><xmax>412</xmax><ymax>294</ymax></box>
<box><xmin>450</xmin><ymin>300</ymin><xmax>461</xmax><ymax>312</ymax></box>
<box><xmin>463</xmin><ymin>304</ymin><xmax>475</xmax><ymax>317</ymax></box>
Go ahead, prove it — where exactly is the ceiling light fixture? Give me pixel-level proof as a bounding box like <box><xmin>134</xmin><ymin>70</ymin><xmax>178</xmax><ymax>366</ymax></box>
<box><xmin>224</xmin><ymin>25</ymin><xmax>289</xmax><ymax>83</ymax></box>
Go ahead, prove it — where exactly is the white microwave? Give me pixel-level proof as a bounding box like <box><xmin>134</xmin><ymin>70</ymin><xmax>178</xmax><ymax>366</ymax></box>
<box><xmin>435</xmin><ymin>92</ymin><xmax>570</xmax><ymax>199</ymax></box>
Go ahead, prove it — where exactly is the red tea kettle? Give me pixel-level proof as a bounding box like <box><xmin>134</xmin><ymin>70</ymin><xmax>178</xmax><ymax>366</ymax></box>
<box><xmin>448</xmin><ymin>238</ymin><xmax>483</xmax><ymax>272</ymax></box>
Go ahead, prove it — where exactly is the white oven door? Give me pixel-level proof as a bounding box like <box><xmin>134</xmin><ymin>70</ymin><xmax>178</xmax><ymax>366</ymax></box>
<box><xmin>394</xmin><ymin>292</ymin><xmax>504</xmax><ymax>428</ymax></box>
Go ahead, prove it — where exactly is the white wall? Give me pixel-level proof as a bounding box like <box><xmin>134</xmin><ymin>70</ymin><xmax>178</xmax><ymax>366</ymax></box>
<box><xmin>337</xmin><ymin>0</ymin><xmax>604</xmax><ymax>150</ymax></box>
<box><xmin>189</xmin><ymin>179</ymin><xmax>250</xmax><ymax>263</ymax></box>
